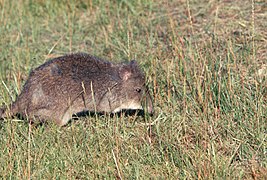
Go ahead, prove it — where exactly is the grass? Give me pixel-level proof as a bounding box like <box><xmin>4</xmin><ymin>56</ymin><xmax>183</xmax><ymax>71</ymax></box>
<box><xmin>0</xmin><ymin>0</ymin><xmax>266</xmax><ymax>179</ymax></box>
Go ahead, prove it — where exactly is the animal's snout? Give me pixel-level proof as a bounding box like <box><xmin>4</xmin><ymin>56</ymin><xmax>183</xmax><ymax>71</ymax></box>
<box><xmin>142</xmin><ymin>89</ymin><xmax>154</xmax><ymax>116</ymax></box>
<box><xmin>146</xmin><ymin>97</ymin><xmax>154</xmax><ymax>116</ymax></box>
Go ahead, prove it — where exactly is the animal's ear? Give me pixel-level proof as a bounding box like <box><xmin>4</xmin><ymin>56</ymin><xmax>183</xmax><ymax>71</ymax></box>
<box><xmin>119</xmin><ymin>65</ymin><xmax>132</xmax><ymax>81</ymax></box>
<box><xmin>119</xmin><ymin>60</ymin><xmax>139</xmax><ymax>81</ymax></box>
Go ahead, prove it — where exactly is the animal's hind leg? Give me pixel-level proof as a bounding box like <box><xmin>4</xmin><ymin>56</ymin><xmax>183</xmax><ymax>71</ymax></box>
<box><xmin>30</xmin><ymin>108</ymin><xmax>66</xmax><ymax>126</ymax></box>
<box><xmin>35</xmin><ymin>106</ymin><xmax>76</xmax><ymax>126</ymax></box>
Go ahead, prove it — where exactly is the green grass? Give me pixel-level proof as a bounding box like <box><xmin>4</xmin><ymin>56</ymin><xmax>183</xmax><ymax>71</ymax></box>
<box><xmin>0</xmin><ymin>0</ymin><xmax>266</xmax><ymax>179</ymax></box>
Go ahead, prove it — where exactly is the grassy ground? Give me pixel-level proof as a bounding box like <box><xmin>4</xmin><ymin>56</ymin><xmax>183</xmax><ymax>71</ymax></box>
<box><xmin>0</xmin><ymin>0</ymin><xmax>266</xmax><ymax>179</ymax></box>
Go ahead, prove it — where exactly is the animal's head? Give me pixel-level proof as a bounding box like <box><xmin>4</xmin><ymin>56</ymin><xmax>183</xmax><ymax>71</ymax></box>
<box><xmin>109</xmin><ymin>60</ymin><xmax>154</xmax><ymax>115</ymax></box>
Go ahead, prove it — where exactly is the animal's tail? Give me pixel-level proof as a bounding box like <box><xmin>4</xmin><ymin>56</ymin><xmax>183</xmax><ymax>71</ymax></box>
<box><xmin>0</xmin><ymin>107</ymin><xmax>6</xmax><ymax>119</ymax></box>
<box><xmin>0</xmin><ymin>104</ymin><xmax>16</xmax><ymax>119</ymax></box>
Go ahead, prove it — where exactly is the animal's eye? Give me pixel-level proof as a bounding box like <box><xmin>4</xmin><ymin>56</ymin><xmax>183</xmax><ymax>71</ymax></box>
<box><xmin>135</xmin><ymin>88</ymin><xmax>142</xmax><ymax>93</ymax></box>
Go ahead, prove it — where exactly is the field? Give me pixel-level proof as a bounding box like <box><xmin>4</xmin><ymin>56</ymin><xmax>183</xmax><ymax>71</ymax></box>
<box><xmin>0</xmin><ymin>0</ymin><xmax>266</xmax><ymax>179</ymax></box>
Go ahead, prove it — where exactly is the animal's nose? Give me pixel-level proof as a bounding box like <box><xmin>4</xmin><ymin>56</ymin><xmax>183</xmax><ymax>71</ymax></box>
<box><xmin>143</xmin><ymin>90</ymin><xmax>154</xmax><ymax>116</ymax></box>
<box><xmin>147</xmin><ymin>105</ymin><xmax>154</xmax><ymax>116</ymax></box>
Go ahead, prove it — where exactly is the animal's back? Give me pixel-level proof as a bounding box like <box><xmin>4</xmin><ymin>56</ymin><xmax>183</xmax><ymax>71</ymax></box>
<box><xmin>33</xmin><ymin>53</ymin><xmax>116</xmax><ymax>80</ymax></box>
